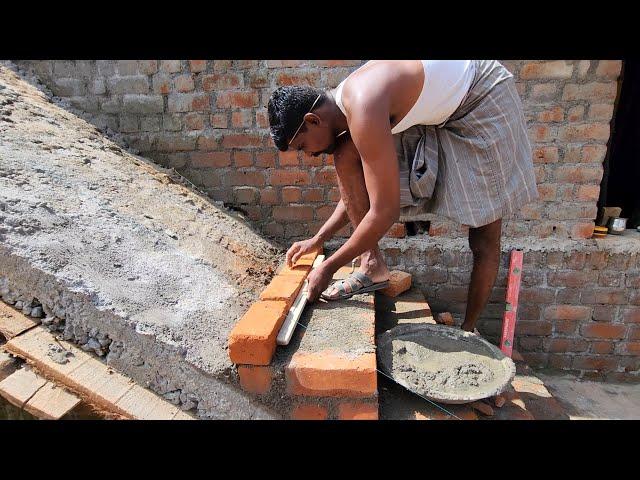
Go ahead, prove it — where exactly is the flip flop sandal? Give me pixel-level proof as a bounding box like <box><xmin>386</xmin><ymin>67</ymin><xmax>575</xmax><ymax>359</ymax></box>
<box><xmin>320</xmin><ymin>271</ymin><xmax>390</xmax><ymax>301</ymax></box>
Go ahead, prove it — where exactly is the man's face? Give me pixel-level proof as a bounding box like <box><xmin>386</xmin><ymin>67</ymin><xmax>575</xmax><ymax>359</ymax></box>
<box><xmin>288</xmin><ymin>118</ymin><xmax>337</xmax><ymax>157</ymax></box>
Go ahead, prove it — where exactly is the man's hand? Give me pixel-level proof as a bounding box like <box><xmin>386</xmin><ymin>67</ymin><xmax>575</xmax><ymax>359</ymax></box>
<box><xmin>286</xmin><ymin>236</ymin><xmax>322</xmax><ymax>268</ymax></box>
<box><xmin>305</xmin><ymin>263</ymin><xmax>334</xmax><ymax>302</ymax></box>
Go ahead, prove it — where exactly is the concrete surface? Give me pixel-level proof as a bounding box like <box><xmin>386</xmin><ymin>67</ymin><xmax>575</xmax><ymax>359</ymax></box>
<box><xmin>536</xmin><ymin>371</ymin><xmax>640</xmax><ymax>420</ymax></box>
<box><xmin>0</xmin><ymin>64</ymin><xmax>285</xmax><ymax>418</ymax></box>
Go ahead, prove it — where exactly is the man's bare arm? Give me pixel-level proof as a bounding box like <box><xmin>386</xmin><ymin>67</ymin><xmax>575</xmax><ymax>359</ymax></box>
<box><xmin>321</xmin><ymin>95</ymin><xmax>400</xmax><ymax>275</ymax></box>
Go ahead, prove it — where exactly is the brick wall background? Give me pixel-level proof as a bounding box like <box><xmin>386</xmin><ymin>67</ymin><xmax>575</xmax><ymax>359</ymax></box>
<box><xmin>16</xmin><ymin>60</ymin><xmax>623</xmax><ymax>242</ymax></box>
<box><xmin>14</xmin><ymin>59</ymin><xmax>639</xmax><ymax>382</ymax></box>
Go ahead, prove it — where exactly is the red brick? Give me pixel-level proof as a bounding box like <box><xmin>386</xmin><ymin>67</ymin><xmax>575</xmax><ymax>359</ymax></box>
<box><xmin>517</xmin><ymin>321</ymin><xmax>553</xmax><ymax>336</ymax></box>
<box><xmin>581</xmin><ymin>145</ymin><xmax>608</xmax><ymax>163</ymax></box>
<box><xmin>562</xmin><ymin>82</ymin><xmax>618</xmax><ymax>101</ymax></box>
<box><xmin>231</xmin><ymin>110</ymin><xmax>253</xmax><ymax>128</ymax></box>
<box><xmin>190</xmin><ymin>151</ymin><xmax>231</xmax><ymax>168</ymax></box>
<box><xmin>623</xmin><ymin>307</ymin><xmax>640</xmax><ymax>323</ymax></box>
<box><xmin>273</xmin><ymin>205</ymin><xmax>314</xmax><ymax>222</ymax></box>
<box><xmin>228</xmin><ymin>300</ymin><xmax>289</xmax><ymax>365</ymax></box>
<box><xmin>544</xmin><ymin>305</ymin><xmax>592</xmax><ymax>321</ymax></box>
<box><xmin>558</xmin><ymin>123</ymin><xmax>611</xmax><ymax>142</ymax></box>
<box><xmin>595</xmin><ymin>60</ymin><xmax>622</xmax><ymax>79</ymax></box>
<box><xmin>226</xmin><ymin>170</ymin><xmax>265</xmax><ymax>187</ymax></box>
<box><xmin>256</xmin><ymin>110</ymin><xmax>269</xmax><ymax>128</ymax></box>
<box><xmin>189</xmin><ymin>60</ymin><xmax>207</xmax><ymax>73</ymax></box>
<box><xmin>291</xmin><ymin>404</ymin><xmax>328</xmax><ymax>420</ymax></box>
<box><xmin>184</xmin><ymin>112</ymin><xmax>205</xmax><ymax>130</ymax></box>
<box><xmin>266</xmin><ymin>60</ymin><xmax>307</xmax><ymax>68</ymax></box>
<box><xmin>210</xmin><ymin>113</ymin><xmax>227</xmax><ymax>129</ymax></box>
<box><xmin>567</xmin><ymin>105</ymin><xmax>585</xmax><ymax>122</ymax></box>
<box><xmin>221</xmin><ymin>133</ymin><xmax>262</xmax><ymax>148</ymax></box>
<box><xmin>160</xmin><ymin>60</ymin><xmax>181</xmax><ymax>73</ymax></box>
<box><xmin>152</xmin><ymin>74</ymin><xmax>171</xmax><ymax>94</ymax></box>
<box><xmin>259</xmin><ymin>274</ymin><xmax>304</xmax><ymax>309</ymax></box>
<box><xmin>233</xmin><ymin>151</ymin><xmax>253</xmax><ymax>167</ymax></box>
<box><xmin>201</xmin><ymin>73</ymin><xmax>243</xmax><ymax>91</ymax></box>
<box><xmin>548</xmin><ymin>354</ymin><xmax>573</xmax><ymax>369</ymax></box>
<box><xmin>269</xmin><ymin>169</ymin><xmax>311</xmax><ymax>186</ymax></box>
<box><xmin>302</xmin><ymin>153</ymin><xmax>324</xmax><ymax>166</ymax></box>
<box><xmin>234</xmin><ymin>186</ymin><xmax>257</xmax><ymax>204</ymax></box>
<box><xmin>314</xmin><ymin>167</ymin><xmax>337</xmax><ymax>185</ymax></box>
<box><xmin>591</xmin><ymin>341</ymin><xmax>615</xmax><ymax>354</ymax></box>
<box><xmin>580</xmin><ymin>323</ymin><xmax>626</xmax><ymax>339</ymax></box>
<box><xmin>554</xmin><ymin>165</ymin><xmax>603</xmax><ymax>183</ymax></box>
<box><xmin>281</xmin><ymin>186</ymin><xmax>302</xmax><ymax>203</ymax></box>
<box><xmin>435</xmin><ymin>312</ymin><xmax>455</xmax><ymax>326</ymax></box>
<box><xmin>386</xmin><ymin>223</ymin><xmax>406</xmax><ymax>238</ymax></box>
<box><xmin>337</xmin><ymin>402</ymin><xmax>379</xmax><ymax>420</ymax></box>
<box><xmin>380</xmin><ymin>271</ymin><xmax>412</xmax><ymax>298</ymax></box>
<box><xmin>174</xmin><ymin>74</ymin><xmax>195</xmax><ymax>92</ymax></box>
<box><xmin>572</xmin><ymin>355</ymin><xmax>618</xmax><ymax>371</ymax></box>
<box><xmin>278</xmin><ymin>150</ymin><xmax>299</xmax><ymax>166</ymax></box>
<box><xmin>537</xmin><ymin>106</ymin><xmax>564</xmax><ymax>123</ymax></box>
<box><xmin>546</xmin><ymin>338</ymin><xmax>589</xmax><ymax>353</ymax></box>
<box><xmin>585</xmin><ymin>251</ymin><xmax>607</xmax><ymax>269</ymax></box>
<box><xmin>528</xmin><ymin>124</ymin><xmax>553</xmax><ymax>142</ymax></box>
<box><xmin>628</xmin><ymin>326</ymin><xmax>640</xmax><ymax>341</ymax></box>
<box><xmin>547</xmin><ymin>271</ymin><xmax>596</xmax><ymax>288</ymax></box>
<box><xmin>216</xmin><ymin>91</ymin><xmax>259</xmax><ymax>108</ymax></box>
<box><xmin>260</xmin><ymin>188</ymin><xmax>279</xmax><ymax>205</ymax></box>
<box><xmin>276</xmin><ymin>72</ymin><xmax>321</xmax><ymax>86</ymax></box>
<box><xmin>575</xmin><ymin>185</ymin><xmax>601</xmax><ymax>202</ymax></box>
<box><xmin>286</xmin><ymin>351</ymin><xmax>377</xmax><ymax>397</ymax></box>
<box><xmin>554</xmin><ymin>319</ymin><xmax>579</xmax><ymax>335</ymax></box>
<box><xmin>592</xmin><ymin>305</ymin><xmax>617</xmax><ymax>322</ymax></box>
<box><xmin>583</xmin><ymin>289</ymin><xmax>627</xmax><ymax>305</ymax></box>
<box><xmin>191</xmin><ymin>94</ymin><xmax>210</xmax><ymax>111</ymax></box>
<box><xmin>237</xmin><ymin>365</ymin><xmax>273</xmax><ymax>394</ymax></box>
<box><xmin>302</xmin><ymin>188</ymin><xmax>324</xmax><ymax>203</ymax></box>
<box><xmin>532</xmin><ymin>147</ymin><xmax>559</xmax><ymax>164</ymax></box>
<box><xmin>520</xmin><ymin>61</ymin><xmax>573</xmax><ymax>79</ymax></box>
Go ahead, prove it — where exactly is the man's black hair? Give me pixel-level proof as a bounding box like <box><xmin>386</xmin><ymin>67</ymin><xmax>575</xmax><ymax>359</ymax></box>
<box><xmin>267</xmin><ymin>86</ymin><xmax>326</xmax><ymax>151</ymax></box>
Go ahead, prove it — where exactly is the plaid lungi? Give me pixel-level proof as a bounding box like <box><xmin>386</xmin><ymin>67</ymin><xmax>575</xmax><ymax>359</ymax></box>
<box><xmin>395</xmin><ymin>60</ymin><xmax>538</xmax><ymax>228</ymax></box>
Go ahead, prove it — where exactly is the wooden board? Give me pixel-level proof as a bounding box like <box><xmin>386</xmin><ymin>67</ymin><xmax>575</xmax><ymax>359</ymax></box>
<box><xmin>24</xmin><ymin>381</ymin><xmax>81</xmax><ymax>420</ymax></box>
<box><xmin>0</xmin><ymin>301</ymin><xmax>39</xmax><ymax>339</ymax></box>
<box><xmin>5</xmin><ymin>326</ymin><xmax>193</xmax><ymax>420</ymax></box>
<box><xmin>0</xmin><ymin>367</ymin><xmax>47</xmax><ymax>408</ymax></box>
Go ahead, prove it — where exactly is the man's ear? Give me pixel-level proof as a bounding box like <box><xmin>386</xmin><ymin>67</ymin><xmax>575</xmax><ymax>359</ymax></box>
<box><xmin>304</xmin><ymin>112</ymin><xmax>321</xmax><ymax>126</ymax></box>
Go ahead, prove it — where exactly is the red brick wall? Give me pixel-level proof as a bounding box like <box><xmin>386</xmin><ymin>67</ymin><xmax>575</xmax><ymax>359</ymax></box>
<box><xmin>16</xmin><ymin>60</ymin><xmax>622</xmax><ymax>242</ymax></box>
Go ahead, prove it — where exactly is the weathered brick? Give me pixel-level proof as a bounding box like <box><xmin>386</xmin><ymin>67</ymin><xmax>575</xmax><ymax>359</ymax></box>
<box><xmin>278</xmin><ymin>150</ymin><xmax>300</xmax><ymax>166</ymax></box>
<box><xmin>580</xmin><ymin>323</ymin><xmax>626</xmax><ymax>339</ymax></box>
<box><xmin>532</xmin><ymin>147</ymin><xmax>559</xmax><ymax>164</ymax></box>
<box><xmin>233</xmin><ymin>187</ymin><xmax>258</xmax><ymax>205</ymax></box>
<box><xmin>337</xmin><ymin>402</ymin><xmax>378</xmax><ymax>420</ymax></box>
<box><xmin>221</xmin><ymin>133</ymin><xmax>263</xmax><ymax>148</ymax></box>
<box><xmin>554</xmin><ymin>319</ymin><xmax>579</xmax><ymax>335</ymax></box>
<box><xmin>562</xmin><ymin>82</ymin><xmax>618</xmax><ymax>101</ymax></box>
<box><xmin>595</xmin><ymin>60</ymin><xmax>622</xmax><ymax>79</ymax></box>
<box><xmin>174</xmin><ymin>74</ymin><xmax>195</xmax><ymax>92</ymax></box>
<box><xmin>260</xmin><ymin>188</ymin><xmax>279</xmax><ymax>205</ymax></box>
<box><xmin>592</xmin><ymin>305</ymin><xmax>618</xmax><ymax>322</ymax></box>
<box><xmin>282</xmin><ymin>186</ymin><xmax>302</xmax><ymax>203</ymax></box>
<box><xmin>530</xmin><ymin>83</ymin><xmax>557</xmax><ymax>101</ymax></box>
<box><xmin>575</xmin><ymin>184</ymin><xmax>600</xmax><ymax>202</ymax></box>
<box><xmin>52</xmin><ymin>78</ymin><xmax>86</xmax><ymax>96</ymax></box>
<box><xmin>190</xmin><ymin>152</ymin><xmax>231</xmax><ymax>168</ymax></box>
<box><xmin>269</xmin><ymin>169</ymin><xmax>311</xmax><ymax>186</ymax></box>
<box><xmin>528</xmin><ymin>124</ymin><xmax>553</xmax><ymax>142</ymax></box>
<box><xmin>160</xmin><ymin>60</ymin><xmax>182</xmax><ymax>73</ymax></box>
<box><xmin>386</xmin><ymin>223</ymin><xmax>407</xmax><ymax>239</ymax></box>
<box><xmin>581</xmin><ymin>288</ymin><xmax>627</xmax><ymax>305</ymax></box>
<box><xmin>210</xmin><ymin>113</ymin><xmax>228</xmax><ymax>129</ymax></box>
<box><xmin>546</xmin><ymin>338</ymin><xmax>589</xmax><ymax>353</ymax></box>
<box><xmin>547</xmin><ymin>270</ymin><xmax>596</xmax><ymax>288</ymax></box>
<box><xmin>286</xmin><ymin>351</ymin><xmax>377</xmax><ymax>397</ymax></box>
<box><xmin>114</xmin><ymin>60</ymin><xmax>139</xmax><ymax>75</ymax></box>
<box><xmin>302</xmin><ymin>188</ymin><xmax>324</xmax><ymax>203</ymax></box>
<box><xmin>154</xmin><ymin>134</ymin><xmax>197</xmax><ymax>152</ymax></box>
<box><xmin>216</xmin><ymin>91</ymin><xmax>259</xmax><ymax>108</ymax></box>
<box><xmin>567</xmin><ymin>105</ymin><xmax>585</xmax><ymax>122</ymax></box>
<box><xmin>273</xmin><ymin>205</ymin><xmax>314</xmax><ymax>222</ymax></box>
<box><xmin>537</xmin><ymin>106</ymin><xmax>564</xmax><ymax>123</ymax></box>
<box><xmin>598</xmin><ymin>271</ymin><xmax>623</xmax><ymax>288</ymax></box>
<box><xmin>138</xmin><ymin>60</ymin><xmax>158</xmax><ymax>75</ymax></box>
<box><xmin>314</xmin><ymin>167</ymin><xmax>337</xmax><ymax>185</ymax></box>
<box><xmin>233</xmin><ymin>151</ymin><xmax>253</xmax><ymax>167</ymax></box>
<box><xmin>572</xmin><ymin>355</ymin><xmax>618</xmax><ymax>371</ymax></box>
<box><xmin>588</xmin><ymin>103</ymin><xmax>615</xmax><ymax>121</ymax></box>
<box><xmin>107</xmin><ymin>75</ymin><xmax>149</xmax><ymax>95</ymax></box>
<box><xmin>520</xmin><ymin>61</ymin><xmax>573</xmax><ymax>79</ymax></box>
<box><xmin>628</xmin><ymin>326</ymin><xmax>640</xmax><ymax>341</ymax></box>
<box><xmin>189</xmin><ymin>60</ymin><xmax>207</xmax><ymax>73</ymax></box>
<box><xmin>558</xmin><ymin>123</ymin><xmax>611</xmax><ymax>142</ymax></box>
<box><xmin>237</xmin><ymin>365</ymin><xmax>273</xmax><ymax>394</ymax></box>
<box><xmin>184</xmin><ymin>112</ymin><xmax>205</xmax><ymax>130</ymax></box>
<box><xmin>276</xmin><ymin>71</ymin><xmax>321</xmax><ymax>86</ymax></box>
<box><xmin>590</xmin><ymin>341</ymin><xmax>615</xmax><ymax>354</ymax></box>
<box><xmin>516</xmin><ymin>321</ymin><xmax>552</xmax><ymax>336</ymax></box>
<box><xmin>290</xmin><ymin>404</ymin><xmax>328</xmax><ymax>420</ymax></box>
<box><xmin>201</xmin><ymin>73</ymin><xmax>243</xmax><ymax>91</ymax></box>
<box><xmin>152</xmin><ymin>73</ymin><xmax>171</xmax><ymax>94</ymax></box>
<box><xmin>623</xmin><ymin>307</ymin><xmax>640</xmax><ymax>323</ymax></box>
<box><xmin>554</xmin><ymin>164</ymin><xmax>603</xmax><ymax>183</ymax></box>
<box><xmin>266</xmin><ymin>60</ymin><xmax>307</xmax><ymax>68</ymax></box>
<box><xmin>544</xmin><ymin>305</ymin><xmax>592</xmax><ymax>321</ymax></box>
<box><xmin>225</xmin><ymin>170</ymin><xmax>265</xmax><ymax>187</ymax></box>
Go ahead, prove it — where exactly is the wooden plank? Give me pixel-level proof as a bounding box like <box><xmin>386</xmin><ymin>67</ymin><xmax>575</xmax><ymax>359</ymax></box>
<box><xmin>0</xmin><ymin>301</ymin><xmax>39</xmax><ymax>339</ymax></box>
<box><xmin>500</xmin><ymin>249</ymin><xmax>524</xmax><ymax>357</ymax></box>
<box><xmin>5</xmin><ymin>326</ymin><xmax>190</xmax><ymax>419</ymax></box>
<box><xmin>24</xmin><ymin>382</ymin><xmax>81</xmax><ymax>420</ymax></box>
<box><xmin>115</xmin><ymin>384</ymin><xmax>180</xmax><ymax>420</ymax></box>
<box><xmin>0</xmin><ymin>367</ymin><xmax>47</xmax><ymax>409</ymax></box>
